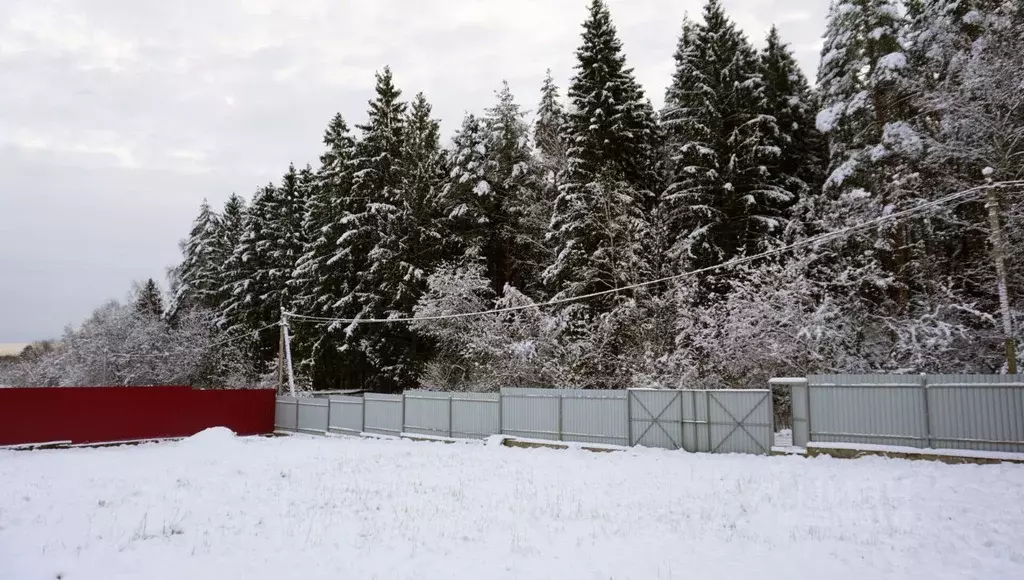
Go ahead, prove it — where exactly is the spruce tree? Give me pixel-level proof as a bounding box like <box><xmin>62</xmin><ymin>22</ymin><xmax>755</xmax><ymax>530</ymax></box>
<box><xmin>290</xmin><ymin>114</ymin><xmax>359</xmax><ymax>389</ymax></box>
<box><xmin>399</xmin><ymin>92</ymin><xmax>448</xmax><ymax>276</ymax></box>
<box><xmin>341</xmin><ymin>67</ymin><xmax>418</xmax><ymax>390</ymax></box>
<box><xmin>218</xmin><ymin>195</ymin><xmax>248</xmax><ymax>258</ymax></box>
<box><xmin>266</xmin><ymin>163</ymin><xmax>307</xmax><ymax>310</ymax></box>
<box><xmin>660</xmin><ymin>15</ymin><xmax>700</xmax><ymax>171</ymax></box>
<box><xmin>220</xmin><ymin>165</ymin><xmax>308</xmax><ymax>368</ymax></box>
<box><xmin>135</xmin><ymin>278</ymin><xmax>165</xmax><ymax>320</ymax></box>
<box><xmin>358</xmin><ymin>90</ymin><xmax>447</xmax><ymax>389</ymax></box>
<box><xmin>213</xmin><ymin>194</ymin><xmax>247</xmax><ymax>321</ymax></box>
<box><xmin>486</xmin><ymin>83</ymin><xmax>547</xmax><ymax>295</ymax></box>
<box><xmin>444</xmin><ymin>112</ymin><xmax>493</xmax><ymax>266</ymax></box>
<box><xmin>535</xmin><ymin>70</ymin><xmax>568</xmax><ymax>184</ymax></box>
<box><xmin>171</xmin><ymin>199</ymin><xmax>223</xmax><ymax>317</ymax></box>
<box><xmin>221</xmin><ymin>183</ymin><xmax>280</xmax><ymax>367</ymax></box>
<box><xmin>340</xmin><ymin>66</ymin><xmax>407</xmax><ymax>325</ymax></box>
<box><xmin>292</xmin><ymin>114</ymin><xmax>357</xmax><ymax>321</ymax></box>
<box><xmin>443</xmin><ymin>83</ymin><xmax>545</xmax><ymax>295</ymax></box>
<box><xmin>817</xmin><ymin>0</ymin><xmax>917</xmax><ymax>207</ymax></box>
<box><xmin>817</xmin><ymin>0</ymin><xmax>923</xmax><ymax>314</ymax></box>
<box><xmin>661</xmin><ymin>0</ymin><xmax>793</xmax><ymax>274</ymax></box>
<box><xmin>545</xmin><ymin>0</ymin><xmax>660</xmax><ymax>309</ymax></box>
<box><xmin>761</xmin><ymin>25</ymin><xmax>827</xmax><ymax>199</ymax></box>
<box><xmin>562</xmin><ymin>0</ymin><xmax>660</xmax><ymax>194</ymax></box>
<box><xmin>906</xmin><ymin>0</ymin><xmax>997</xmax><ymax>87</ymax></box>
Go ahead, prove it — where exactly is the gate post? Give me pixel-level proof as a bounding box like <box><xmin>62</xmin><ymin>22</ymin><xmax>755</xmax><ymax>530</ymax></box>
<box><xmin>920</xmin><ymin>373</ymin><xmax>932</xmax><ymax>449</ymax></box>
<box><xmin>769</xmin><ymin>377</ymin><xmax>809</xmax><ymax>448</ymax></box>
<box><xmin>557</xmin><ymin>393</ymin><xmax>563</xmax><ymax>442</ymax></box>
<box><xmin>626</xmin><ymin>390</ymin><xmax>633</xmax><ymax>446</ymax></box>
<box><xmin>705</xmin><ymin>391</ymin><xmax>712</xmax><ymax>453</ymax></box>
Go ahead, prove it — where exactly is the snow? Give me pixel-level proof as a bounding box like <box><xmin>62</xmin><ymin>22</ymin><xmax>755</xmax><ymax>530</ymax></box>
<box><xmin>3</xmin><ymin>436</ymin><xmax>1024</xmax><ymax>580</ymax></box>
<box><xmin>178</xmin><ymin>426</ymin><xmax>238</xmax><ymax>450</ymax></box>
<box><xmin>825</xmin><ymin>159</ymin><xmax>859</xmax><ymax>189</ymax></box>
<box><xmin>877</xmin><ymin>52</ymin><xmax>907</xmax><ymax>71</ymax></box>
<box><xmin>962</xmin><ymin>10</ymin><xmax>982</xmax><ymax>25</ymax></box>
<box><xmin>398</xmin><ymin>432</ymin><xmax>480</xmax><ymax>444</ymax></box>
<box><xmin>815</xmin><ymin>104</ymin><xmax>843</xmax><ymax>133</ymax></box>
<box><xmin>508</xmin><ymin>338</ymin><xmax>537</xmax><ymax>358</ymax></box>
<box><xmin>870</xmin><ymin>27</ymin><xmax>887</xmax><ymax>40</ymax></box>
<box><xmin>503</xmin><ymin>436</ymin><xmax>629</xmax><ymax>452</ymax></box>
<box><xmin>472</xmin><ymin>180</ymin><xmax>492</xmax><ymax>196</ymax></box>
<box><xmin>882</xmin><ymin>121</ymin><xmax>923</xmax><ymax>157</ymax></box>
<box><xmin>768</xmin><ymin>377</ymin><xmax>807</xmax><ymax>385</ymax></box>
<box><xmin>809</xmin><ymin>441</ymin><xmax>1024</xmax><ymax>462</ymax></box>
<box><xmin>840</xmin><ymin>187</ymin><xmax>871</xmax><ymax>202</ymax></box>
<box><xmin>483</xmin><ymin>434</ymin><xmax>508</xmax><ymax>446</ymax></box>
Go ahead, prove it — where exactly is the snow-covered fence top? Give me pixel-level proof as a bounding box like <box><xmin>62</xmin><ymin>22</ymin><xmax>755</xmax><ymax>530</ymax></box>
<box><xmin>791</xmin><ymin>374</ymin><xmax>1024</xmax><ymax>453</ymax></box>
<box><xmin>275</xmin><ymin>388</ymin><xmax>773</xmax><ymax>455</ymax></box>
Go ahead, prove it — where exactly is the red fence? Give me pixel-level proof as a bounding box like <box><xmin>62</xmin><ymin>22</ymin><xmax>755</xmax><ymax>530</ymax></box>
<box><xmin>0</xmin><ymin>386</ymin><xmax>276</xmax><ymax>446</ymax></box>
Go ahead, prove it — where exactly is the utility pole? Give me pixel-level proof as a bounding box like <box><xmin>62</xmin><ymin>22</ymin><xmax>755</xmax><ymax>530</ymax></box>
<box><xmin>282</xmin><ymin>311</ymin><xmax>297</xmax><ymax>397</ymax></box>
<box><xmin>985</xmin><ymin>179</ymin><xmax>1017</xmax><ymax>374</ymax></box>
<box><xmin>278</xmin><ymin>308</ymin><xmax>286</xmax><ymax>394</ymax></box>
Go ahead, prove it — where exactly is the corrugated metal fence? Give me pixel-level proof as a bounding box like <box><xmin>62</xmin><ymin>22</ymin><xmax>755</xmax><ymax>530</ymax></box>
<box><xmin>275</xmin><ymin>387</ymin><xmax>774</xmax><ymax>455</ymax></box>
<box><xmin>791</xmin><ymin>374</ymin><xmax>1024</xmax><ymax>453</ymax></box>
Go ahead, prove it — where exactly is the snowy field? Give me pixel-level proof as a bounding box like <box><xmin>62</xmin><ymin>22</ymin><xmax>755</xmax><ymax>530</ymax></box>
<box><xmin>3</xmin><ymin>431</ymin><xmax>1024</xmax><ymax>580</ymax></box>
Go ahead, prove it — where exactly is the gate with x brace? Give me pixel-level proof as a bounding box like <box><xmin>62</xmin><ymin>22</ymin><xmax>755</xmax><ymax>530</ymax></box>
<box><xmin>628</xmin><ymin>389</ymin><xmax>773</xmax><ymax>454</ymax></box>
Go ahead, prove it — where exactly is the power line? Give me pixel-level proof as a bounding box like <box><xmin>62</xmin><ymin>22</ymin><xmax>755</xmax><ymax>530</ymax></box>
<box><xmin>286</xmin><ymin>181</ymin><xmax>1023</xmax><ymax>326</ymax></box>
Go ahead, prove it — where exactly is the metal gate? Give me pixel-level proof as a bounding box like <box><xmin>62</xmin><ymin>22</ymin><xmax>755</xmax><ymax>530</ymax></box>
<box><xmin>628</xmin><ymin>389</ymin><xmax>772</xmax><ymax>454</ymax></box>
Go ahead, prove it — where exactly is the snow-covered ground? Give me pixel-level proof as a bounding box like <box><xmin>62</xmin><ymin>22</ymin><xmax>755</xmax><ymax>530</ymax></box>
<box><xmin>3</xmin><ymin>430</ymin><xmax>1024</xmax><ymax>580</ymax></box>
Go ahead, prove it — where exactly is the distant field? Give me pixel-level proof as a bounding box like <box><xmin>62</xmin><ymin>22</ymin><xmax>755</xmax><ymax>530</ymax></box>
<box><xmin>0</xmin><ymin>343</ymin><xmax>29</xmax><ymax>357</ymax></box>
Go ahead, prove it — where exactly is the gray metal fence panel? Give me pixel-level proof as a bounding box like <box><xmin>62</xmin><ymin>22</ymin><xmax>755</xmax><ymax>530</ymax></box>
<box><xmin>296</xmin><ymin>397</ymin><xmax>329</xmax><ymax>433</ymax></box>
<box><xmin>500</xmin><ymin>388</ymin><xmax>561</xmax><ymax>440</ymax></box>
<box><xmin>328</xmin><ymin>396</ymin><xmax>364</xmax><ymax>435</ymax></box>
<box><xmin>364</xmin><ymin>393</ymin><xmax>404</xmax><ymax>436</ymax></box>
<box><xmin>925</xmin><ymin>374</ymin><xmax>1024</xmax><ymax>452</ymax></box>
<box><xmin>808</xmin><ymin>374</ymin><xmax>925</xmax><ymax>447</ymax></box>
<box><xmin>560</xmin><ymin>390</ymin><xmax>628</xmax><ymax>446</ymax></box>
<box><xmin>404</xmin><ymin>391</ymin><xmax>452</xmax><ymax>437</ymax></box>
<box><xmin>629</xmin><ymin>390</ymin><xmax>684</xmax><ymax>450</ymax></box>
<box><xmin>679</xmin><ymin>390</ymin><xmax>710</xmax><ymax>452</ymax></box>
<box><xmin>280</xmin><ymin>387</ymin><xmax>775</xmax><ymax>456</ymax></box>
<box><xmin>707</xmin><ymin>390</ymin><xmax>772</xmax><ymax>454</ymax></box>
<box><xmin>451</xmin><ymin>393</ymin><xmax>501</xmax><ymax>439</ymax></box>
<box><xmin>275</xmin><ymin>396</ymin><xmax>298</xmax><ymax>431</ymax></box>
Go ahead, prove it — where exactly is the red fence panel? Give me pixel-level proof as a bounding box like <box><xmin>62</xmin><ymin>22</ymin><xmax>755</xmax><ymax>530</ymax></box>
<box><xmin>0</xmin><ymin>386</ymin><xmax>276</xmax><ymax>446</ymax></box>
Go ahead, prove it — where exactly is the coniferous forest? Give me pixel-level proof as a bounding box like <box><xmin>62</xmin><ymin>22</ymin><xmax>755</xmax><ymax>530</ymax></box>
<box><xmin>5</xmin><ymin>0</ymin><xmax>1023</xmax><ymax>391</ymax></box>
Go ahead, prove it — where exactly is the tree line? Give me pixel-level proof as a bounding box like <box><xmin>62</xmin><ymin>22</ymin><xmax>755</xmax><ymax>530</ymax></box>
<box><xmin>6</xmin><ymin>0</ymin><xmax>1021</xmax><ymax>391</ymax></box>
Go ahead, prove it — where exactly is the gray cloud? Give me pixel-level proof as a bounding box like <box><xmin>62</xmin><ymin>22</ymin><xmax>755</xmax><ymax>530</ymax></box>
<box><xmin>0</xmin><ymin>0</ymin><xmax>829</xmax><ymax>341</ymax></box>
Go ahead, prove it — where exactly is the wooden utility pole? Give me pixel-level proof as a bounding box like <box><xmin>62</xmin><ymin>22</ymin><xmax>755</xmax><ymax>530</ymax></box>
<box><xmin>986</xmin><ymin>186</ymin><xmax>1017</xmax><ymax>374</ymax></box>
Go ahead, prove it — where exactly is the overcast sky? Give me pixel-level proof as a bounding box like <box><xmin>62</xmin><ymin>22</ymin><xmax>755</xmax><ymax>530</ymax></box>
<box><xmin>0</xmin><ymin>0</ymin><xmax>829</xmax><ymax>342</ymax></box>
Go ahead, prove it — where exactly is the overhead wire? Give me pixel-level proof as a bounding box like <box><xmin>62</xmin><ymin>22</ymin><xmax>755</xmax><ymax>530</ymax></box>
<box><xmin>285</xmin><ymin>180</ymin><xmax>1024</xmax><ymax>326</ymax></box>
